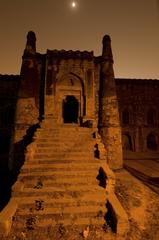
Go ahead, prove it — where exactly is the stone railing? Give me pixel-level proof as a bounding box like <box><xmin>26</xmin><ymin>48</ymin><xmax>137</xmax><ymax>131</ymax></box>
<box><xmin>93</xmin><ymin>129</ymin><xmax>129</xmax><ymax>239</ymax></box>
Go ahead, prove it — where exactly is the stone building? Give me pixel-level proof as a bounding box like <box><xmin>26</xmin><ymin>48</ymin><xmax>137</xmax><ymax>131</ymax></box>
<box><xmin>116</xmin><ymin>78</ymin><xmax>159</xmax><ymax>153</ymax></box>
<box><xmin>0</xmin><ymin>31</ymin><xmax>159</xmax><ymax>172</ymax></box>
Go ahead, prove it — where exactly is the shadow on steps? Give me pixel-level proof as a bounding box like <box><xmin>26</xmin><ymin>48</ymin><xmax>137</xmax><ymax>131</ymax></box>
<box><xmin>0</xmin><ymin>123</ymin><xmax>40</xmax><ymax>212</ymax></box>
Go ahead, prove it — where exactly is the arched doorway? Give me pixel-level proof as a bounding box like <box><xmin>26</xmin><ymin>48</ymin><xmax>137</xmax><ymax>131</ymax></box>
<box><xmin>63</xmin><ymin>96</ymin><xmax>79</xmax><ymax>123</ymax></box>
<box><xmin>122</xmin><ymin>133</ymin><xmax>133</xmax><ymax>151</ymax></box>
<box><xmin>147</xmin><ymin>109</ymin><xmax>156</xmax><ymax>126</ymax></box>
<box><xmin>147</xmin><ymin>133</ymin><xmax>157</xmax><ymax>150</ymax></box>
<box><xmin>55</xmin><ymin>73</ymin><xmax>85</xmax><ymax>124</ymax></box>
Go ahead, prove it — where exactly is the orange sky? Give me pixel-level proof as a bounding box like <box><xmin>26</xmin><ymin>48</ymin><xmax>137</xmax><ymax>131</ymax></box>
<box><xmin>0</xmin><ymin>0</ymin><xmax>159</xmax><ymax>79</ymax></box>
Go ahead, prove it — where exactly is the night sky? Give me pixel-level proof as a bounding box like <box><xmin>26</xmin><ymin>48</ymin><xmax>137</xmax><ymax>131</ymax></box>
<box><xmin>0</xmin><ymin>0</ymin><xmax>159</xmax><ymax>79</ymax></box>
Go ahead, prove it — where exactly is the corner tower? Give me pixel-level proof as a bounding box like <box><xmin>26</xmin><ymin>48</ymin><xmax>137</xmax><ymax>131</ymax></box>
<box><xmin>99</xmin><ymin>35</ymin><xmax>123</xmax><ymax>169</ymax></box>
<box><xmin>14</xmin><ymin>31</ymin><xmax>40</xmax><ymax>143</ymax></box>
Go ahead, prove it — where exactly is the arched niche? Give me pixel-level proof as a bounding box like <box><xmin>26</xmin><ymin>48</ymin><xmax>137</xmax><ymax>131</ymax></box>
<box><xmin>55</xmin><ymin>73</ymin><xmax>85</xmax><ymax>124</ymax></box>
<box><xmin>147</xmin><ymin>108</ymin><xmax>156</xmax><ymax>126</ymax></box>
<box><xmin>147</xmin><ymin>133</ymin><xmax>157</xmax><ymax>150</ymax></box>
<box><xmin>122</xmin><ymin>133</ymin><xmax>133</xmax><ymax>151</ymax></box>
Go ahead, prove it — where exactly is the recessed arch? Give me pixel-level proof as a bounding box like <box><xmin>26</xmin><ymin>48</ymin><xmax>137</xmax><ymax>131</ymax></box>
<box><xmin>122</xmin><ymin>133</ymin><xmax>133</xmax><ymax>151</ymax></box>
<box><xmin>147</xmin><ymin>133</ymin><xmax>157</xmax><ymax>150</ymax></box>
<box><xmin>147</xmin><ymin>108</ymin><xmax>156</xmax><ymax>126</ymax></box>
<box><xmin>55</xmin><ymin>72</ymin><xmax>86</xmax><ymax>124</ymax></box>
<box><xmin>56</xmin><ymin>72</ymin><xmax>84</xmax><ymax>91</ymax></box>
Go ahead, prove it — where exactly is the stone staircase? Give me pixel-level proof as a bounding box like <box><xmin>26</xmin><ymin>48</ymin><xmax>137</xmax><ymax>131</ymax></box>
<box><xmin>9</xmin><ymin>124</ymin><xmax>114</xmax><ymax>239</ymax></box>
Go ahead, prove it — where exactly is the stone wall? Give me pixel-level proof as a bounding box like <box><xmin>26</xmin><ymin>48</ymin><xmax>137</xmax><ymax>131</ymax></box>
<box><xmin>116</xmin><ymin>78</ymin><xmax>159</xmax><ymax>152</ymax></box>
<box><xmin>44</xmin><ymin>50</ymin><xmax>96</xmax><ymax>126</ymax></box>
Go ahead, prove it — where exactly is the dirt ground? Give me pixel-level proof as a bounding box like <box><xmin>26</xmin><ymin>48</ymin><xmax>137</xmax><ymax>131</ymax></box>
<box><xmin>115</xmin><ymin>169</ymin><xmax>159</xmax><ymax>240</ymax></box>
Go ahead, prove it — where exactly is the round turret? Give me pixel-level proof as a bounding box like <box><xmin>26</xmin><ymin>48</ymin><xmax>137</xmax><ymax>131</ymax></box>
<box><xmin>102</xmin><ymin>34</ymin><xmax>113</xmax><ymax>61</ymax></box>
<box><xmin>25</xmin><ymin>31</ymin><xmax>36</xmax><ymax>53</ymax></box>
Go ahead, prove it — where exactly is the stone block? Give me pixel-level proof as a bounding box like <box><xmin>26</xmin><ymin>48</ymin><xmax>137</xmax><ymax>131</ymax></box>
<box><xmin>108</xmin><ymin>192</ymin><xmax>129</xmax><ymax>238</ymax></box>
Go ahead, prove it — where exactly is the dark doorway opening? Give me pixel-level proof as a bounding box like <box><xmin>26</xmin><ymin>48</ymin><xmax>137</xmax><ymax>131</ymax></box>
<box><xmin>147</xmin><ymin>133</ymin><xmax>157</xmax><ymax>150</ymax></box>
<box><xmin>63</xmin><ymin>96</ymin><xmax>79</xmax><ymax>123</ymax></box>
<box><xmin>122</xmin><ymin>133</ymin><xmax>133</xmax><ymax>151</ymax></box>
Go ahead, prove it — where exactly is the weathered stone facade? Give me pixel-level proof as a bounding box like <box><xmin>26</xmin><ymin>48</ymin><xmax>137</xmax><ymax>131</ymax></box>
<box><xmin>0</xmin><ymin>31</ymin><xmax>159</xmax><ymax>172</ymax></box>
<box><xmin>116</xmin><ymin>78</ymin><xmax>159</xmax><ymax>152</ymax></box>
<box><xmin>14</xmin><ymin>31</ymin><xmax>122</xmax><ymax>170</ymax></box>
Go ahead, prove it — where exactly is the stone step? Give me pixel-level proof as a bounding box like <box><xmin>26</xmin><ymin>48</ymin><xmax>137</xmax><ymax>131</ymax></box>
<box><xmin>35</xmin><ymin>130</ymin><xmax>91</xmax><ymax>135</ymax></box>
<box><xmin>20</xmin><ymin>169</ymin><xmax>98</xmax><ymax>177</ymax></box>
<box><xmin>34</xmin><ymin>131</ymin><xmax>91</xmax><ymax>137</ymax></box>
<box><xmin>19</xmin><ymin>174</ymin><xmax>98</xmax><ymax>184</ymax></box>
<box><xmin>23</xmin><ymin>184</ymin><xmax>103</xmax><ymax>192</ymax></box>
<box><xmin>33</xmin><ymin>137</ymin><xmax>93</xmax><ymax>143</ymax></box>
<box><xmin>33</xmin><ymin>144</ymin><xmax>94</xmax><ymax>151</ymax></box>
<box><xmin>36</xmin><ymin>143</ymin><xmax>93</xmax><ymax>148</ymax></box>
<box><xmin>14</xmin><ymin>190</ymin><xmax>104</xmax><ymax>199</ymax></box>
<box><xmin>23</xmin><ymin>159</ymin><xmax>100</xmax><ymax>165</ymax></box>
<box><xmin>34</xmin><ymin>141</ymin><xmax>93</xmax><ymax>147</ymax></box>
<box><xmin>35</xmin><ymin>147</ymin><xmax>93</xmax><ymax>153</ymax></box>
<box><xmin>30</xmin><ymin>157</ymin><xmax>94</xmax><ymax>162</ymax></box>
<box><xmin>26</xmin><ymin>181</ymin><xmax>100</xmax><ymax>190</ymax></box>
<box><xmin>14</xmin><ymin>185</ymin><xmax>105</xmax><ymax>198</ymax></box>
<box><xmin>35</xmin><ymin>148</ymin><xmax>93</xmax><ymax>153</ymax></box>
<box><xmin>16</xmin><ymin>192</ymin><xmax>107</xmax><ymax>205</ymax></box>
<box><xmin>21</xmin><ymin>166</ymin><xmax>99</xmax><ymax>175</ymax></box>
<box><xmin>34</xmin><ymin>135</ymin><xmax>93</xmax><ymax>140</ymax></box>
<box><xmin>24</xmin><ymin>178</ymin><xmax>99</xmax><ymax>188</ymax></box>
<box><xmin>37</xmin><ymin>127</ymin><xmax>92</xmax><ymax>132</ymax></box>
<box><xmin>12</xmin><ymin>214</ymin><xmax>106</xmax><ymax>230</ymax></box>
<box><xmin>19</xmin><ymin>169</ymin><xmax>99</xmax><ymax>179</ymax></box>
<box><xmin>35</xmin><ymin>132</ymin><xmax>93</xmax><ymax>137</ymax></box>
<box><xmin>16</xmin><ymin>205</ymin><xmax>106</xmax><ymax>217</ymax></box>
<box><xmin>21</xmin><ymin>160</ymin><xmax>100</xmax><ymax>171</ymax></box>
<box><xmin>33</xmin><ymin>154</ymin><xmax>94</xmax><ymax>160</ymax></box>
<box><xmin>21</xmin><ymin>162</ymin><xmax>99</xmax><ymax>170</ymax></box>
<box><xmin>34</xmin><ymin>140</ymin><xmax>92</xmax><ymax>146</ymax></box>
<box><xmin>34</xmin><ymin>146</ymin><xmax>94</xmax><ymax>152</ymax></box>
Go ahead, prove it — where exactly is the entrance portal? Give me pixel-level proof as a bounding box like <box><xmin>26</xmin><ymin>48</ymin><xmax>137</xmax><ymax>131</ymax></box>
<box><xmin>63</xmin><ymin>96</ymin><xmax>79</xmax><ymax>123</ymax></box>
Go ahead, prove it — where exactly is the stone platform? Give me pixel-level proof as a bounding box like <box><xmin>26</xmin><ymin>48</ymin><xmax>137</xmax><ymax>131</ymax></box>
<box><xmin>124</xmin><ymin>151</ymin><xmax>159</xmax><ymax>194</ymax></box>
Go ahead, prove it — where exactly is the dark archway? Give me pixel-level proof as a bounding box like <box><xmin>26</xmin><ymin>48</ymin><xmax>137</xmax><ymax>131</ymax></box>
<box><xmin>147</xmin><ymin>133</ymin><xmax>157</xmax><ymax>150</ymax></box>
<box><xmin>63</xmin><ymin>96</ymin><xmax>79</xmax><ymax>123</ymax></box>
<box><xmin>122</xmin><ymin>133</ymin><xmax>133</xmax><ymax>151</ymax></box>
<box><xmin>147</xmin><ymin>109</ymin><xmax>156</xmax><ymax>126</ymax></box>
